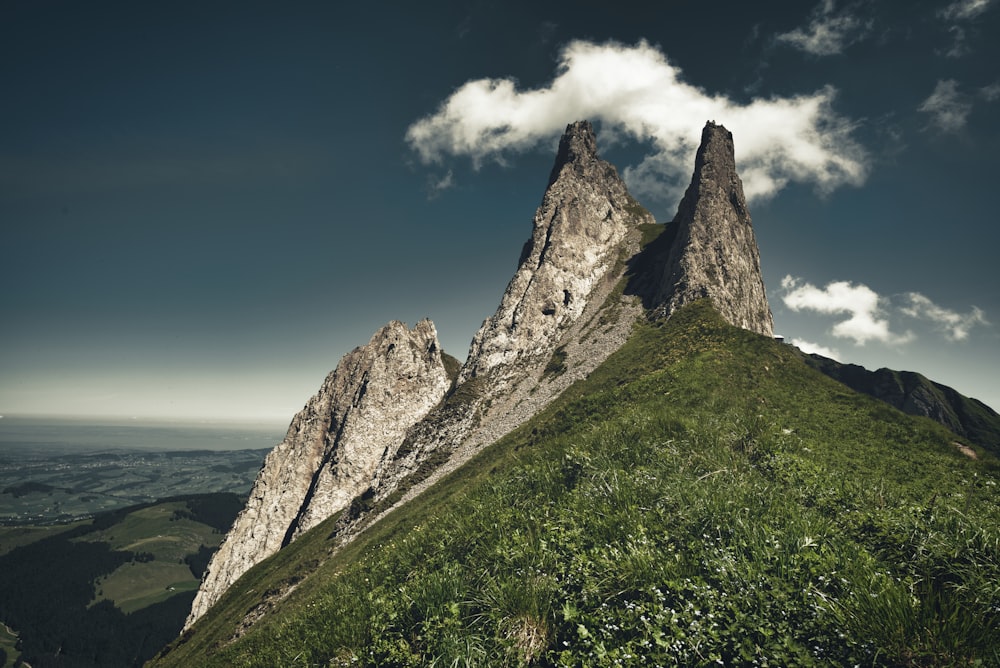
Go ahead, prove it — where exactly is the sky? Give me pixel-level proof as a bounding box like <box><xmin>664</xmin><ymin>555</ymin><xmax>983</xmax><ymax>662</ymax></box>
<box><xmin>2</xmin><ymin>0</ymin><xmax>998</xmax><ymax>422</ymax></box>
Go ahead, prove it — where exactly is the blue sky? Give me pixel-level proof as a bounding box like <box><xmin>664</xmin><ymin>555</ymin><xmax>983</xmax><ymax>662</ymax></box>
<box><xmin>2</xmin><ymin>0</ymin><xmax>998</xmax><ymax>421</ymax></box>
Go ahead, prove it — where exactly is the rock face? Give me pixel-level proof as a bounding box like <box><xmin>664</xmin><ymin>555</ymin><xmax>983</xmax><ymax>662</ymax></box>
<box><xmin>364</xmin><ymin>119</ymin><xmax>654</xmax><ymax>515</ymax></box>
<box><xmin>652</xmin><ymin>121</ymin><xmax>774</xmax><ymax>336</ymax></box>
<box><xmin>185</xmin><ymin>320</ymin><xmax>449</xmax><ymax>628</ymax></box>
<box><xmin>460</xmin><ymin>120</ymin><xmax>654</xmax><ymax>387</ymax></box>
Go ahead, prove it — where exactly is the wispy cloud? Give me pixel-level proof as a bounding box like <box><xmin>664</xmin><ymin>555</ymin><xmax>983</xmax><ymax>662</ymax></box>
<box><xmin>775</xmin><ymin>0</ymin><xmax>872</xmax><ymax>56</ymax></box>
<box><xmin>940</xmin><ymin>0</ymin><xmax>994</xmax><ymax>20</ymax></box>
<box><xmin>780</xmin><ymin>275</ymin><xmax>989</xmax><ymax>347</ymax></box>
<box><xmin>426</xmin><ymin>169</ymin><xmax>455</xmax><ymax>199</ymax></box>
<box><xmin>900</xmin><ymin>293</ymin><xmax>988</xmax><ymax>340</ymax></box>
<box><xmin>980</xmin><ymin>82</ymin><xmax>1000</xmax><ymax>101</ymax></box>
<box><xmin>917</xmin><ymin>79</ymin><xmax>972</xmax><ymax>132</ymax></box>
<box><xmin>938</xmin><ymin>0</ymin><xmax>995</xmax><ymax>57</ymax></box>
<box><xmin>780</xmin><ymin>276</ymin><xmax>912</xmax><ymax>345</ymax></box>
<box><xmin>406</xmin><ymin>40</ymin><xmax>867</xmax><ymax>209</ymax></box>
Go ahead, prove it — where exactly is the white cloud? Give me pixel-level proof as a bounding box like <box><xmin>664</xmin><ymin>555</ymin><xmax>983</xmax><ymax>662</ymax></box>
<box><xmin>900</xmin><ymin>293</ymin><xmax>988</xmax><ymax>340</ymax></box>
<box><xmin>791</xmin><ymin>339</ymin><xmax>842</xmax><ymax>360</ymax></box>
<box><xmin>405</xmin><ymin>39</ymin><xmax>867</xmax><ymax>207</ymax></box>
<box><xmin>779</xmin><ymin>275</ymin><xmax>913</xmax><ymax>346</ymax></box>
<box><xmin>917</xmin><ymin>80</ymin><xmax>972</xmax><ymax>132</ymax></box>
<box><xmin>780</xmin><ymin>276</ymin><xmax>990</xmax><ymax>347</ymax></box>
<box><xmin>940</xmin><ymin>0</ymin><xmax>994</xmax><ymax>20</ymax></box>
<box><xmin>775</xmin><ymin>0</ymin><xmax>872</xmax><ymax>56</ymax></box>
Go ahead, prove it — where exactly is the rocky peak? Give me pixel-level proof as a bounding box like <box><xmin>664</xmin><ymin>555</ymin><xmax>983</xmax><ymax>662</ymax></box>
<box><xmin>185</xmin><ymin>319</ymin><xmax>449</xmax><ymax>629</ymax></box>
<box><xmin>547</xmin><ymin>120</ymin><xmax>600</xmax><ymax>186</ymax></box>
<box><xmin>460</xmin><ymin>120</ymin><xmax>654</xmax><ymax>384</ymax></box>
<box><xmin>651</xmin><ymin>121</ymin><xmax>774</xmax><ymax>336</ymax></box>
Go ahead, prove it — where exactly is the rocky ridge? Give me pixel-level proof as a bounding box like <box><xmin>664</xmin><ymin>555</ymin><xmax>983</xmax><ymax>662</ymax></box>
<box><xmin>186</xmin><ymin>119</ymin><xmax>778</xmax><ymax>629</ymax></box>
<box><xmin>365</xmin><ymin>120</ymin><xmax>655</xmax><ymax>525</ymax></box>
<box><xmin>651</xmin><ymin>121</ymin><xmax>774</xmax><ymax>336</ymax></box>
<box><xmin>185</xmin><ymin>320</ymin><xmax>449</xmax><ymax>627</ymax></box>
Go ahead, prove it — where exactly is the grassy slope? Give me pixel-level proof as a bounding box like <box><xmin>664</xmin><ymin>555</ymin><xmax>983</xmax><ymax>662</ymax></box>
<box><xmin>154</xmin><ymin>301</ymin><xmax>1000</xmax><ymax>667</ymax></box>
<box><xmin>80</xmin><ymin>501</ymin><xmax>226</xmax><ymax>612</ymax></box>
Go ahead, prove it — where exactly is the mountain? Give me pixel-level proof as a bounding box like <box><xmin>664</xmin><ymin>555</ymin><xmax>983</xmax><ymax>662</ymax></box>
<box><xmin>160</xmin><ymin>120</ymin><xmax>999</xmax><ymax>666</ymax></box>
<box><xmin>648</xmin><ymin>121</ymin><xmax>773</xmax><ymax>336</ymax></box>
<box><xmin>802</xmin><ymin>353</ymin><xmax>1000</xmax><ymax>456</ymax></box>
<box><xmin>186</xmin><ymin>120</ymin><xmax>661</xmax><ymax>628</ymax></box>
<box><xmin>152</xmin><ymin>302</ymin><xmax>999</xmax><ymax>667</ymax></box>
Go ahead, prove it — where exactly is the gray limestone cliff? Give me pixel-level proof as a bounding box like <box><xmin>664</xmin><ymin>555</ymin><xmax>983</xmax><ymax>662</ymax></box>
<box><xmin>460</xmin><ymin>120</ymin><xmax>654</xmax><ymax>386</ymax></box>
<box><xmin>651</xmin><ymin>121</ymin><xmax>774</xmax><ymax>336</ymax></box>
<box><xmin>363</xmin><ymin>120</ymin><xmax>655</xmax><ymax>508</ymax></box>
<box><xmin>185</xmin><ymin>320</ymin><xmax>449</xmax><ymax>628</ymax></box>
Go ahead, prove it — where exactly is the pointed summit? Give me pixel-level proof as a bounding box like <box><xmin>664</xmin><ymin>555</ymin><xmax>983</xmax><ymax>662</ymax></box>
<box><xmin>460</xmin><ymin>120</ymin><xmax>653</xmax><ymax>384</ymax></box>
<box><xmin>547</xmin><ymin>120</ymin><xmax>600</xmax><ymax>186</ymax></box>
<box><xmin>185</xmin><ymin>319</ymin><xmax>449</xmax><ymax>628</ymax></box>
<box><xmin>652</xmin><ymin>121</ymin><xmax>774</xmax><ymax>336</ymax></box>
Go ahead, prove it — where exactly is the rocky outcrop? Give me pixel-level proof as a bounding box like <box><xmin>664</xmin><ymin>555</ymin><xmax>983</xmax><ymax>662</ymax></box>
<box><xmin>459</xmin><ymin>120</ymin><xmax>654</xmax><ymax>387</ymax></box>
<box><xmin>364</xmin><ymin>120</ymin><xmax>655</xmax><ymax>505</ymax></box>
<box><xmin>651</xmin><ymin>121</ymin><xmax>774</xmax><ymax>336</ymax></box>
<box><xmin>185</xmin><ymin>320</ymin><xmax>449</xmax><ymax>628</ymax></box>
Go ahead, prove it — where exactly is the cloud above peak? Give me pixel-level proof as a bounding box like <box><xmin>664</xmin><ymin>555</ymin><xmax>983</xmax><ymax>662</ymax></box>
<box><xmin>406</xmin><ymin>40</ymin><xmax>868</xmax><ymax>207</ymax></box>
<box><xmin>780</xmin><ymin>276</ymin><xmax>912</xmax><ymax>346</ymax></box>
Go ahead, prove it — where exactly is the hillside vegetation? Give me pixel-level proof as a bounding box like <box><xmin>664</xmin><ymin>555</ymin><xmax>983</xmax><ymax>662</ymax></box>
<box><xmin>154</xmin><ymin>301</ymin><xmax>1000</xmax><ymax>667</ymax></box>
<box><xmin>0</xmin><ymin>493</ymin><xmax>243</xmax><ymax>667</ymax></box>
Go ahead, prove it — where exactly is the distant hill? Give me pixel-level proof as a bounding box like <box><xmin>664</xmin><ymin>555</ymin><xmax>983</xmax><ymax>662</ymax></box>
<box><xmin>0</xmin><ymin>493</ymin><xmax>244</xmax><ymax>667</ymax></box>
<box><xmin>802</xmin><ymin>353</ymin><xmax>1000</xmax><ymax>457</ymax></box>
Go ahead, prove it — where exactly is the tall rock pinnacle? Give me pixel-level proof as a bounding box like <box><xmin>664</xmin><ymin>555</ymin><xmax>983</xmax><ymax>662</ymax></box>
<box><xmin>185</xmin><ymin>320</ymin><xmax>449</xmax><ymax>628</ymax></box>
<box><xmin>653</xmin><ymin>121</ymin><xmax>774</xmax><ymax>336</ymax></box>
<box><xmin>460</xmin><ymin>120</ymin><xmax>654</xmax><ymax>384</ymax></box>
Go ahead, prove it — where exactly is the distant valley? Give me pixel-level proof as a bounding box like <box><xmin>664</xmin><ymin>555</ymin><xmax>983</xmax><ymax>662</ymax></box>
<box><xmin>0</xmin><ymin>418</ymin><xmax>278</xmax><ymax>666</ymax></box>
<box><xmin>0</xmin><ymin>417</ymin><xmax>279</xmax><ymax>523</ymax></box>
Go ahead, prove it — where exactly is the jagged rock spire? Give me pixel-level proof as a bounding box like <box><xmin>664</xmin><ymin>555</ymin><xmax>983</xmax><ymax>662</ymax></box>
<box><xmin>460</xmin><ymin>120</ymin><xmax>653</xmax><ymax>383</ymax></box>
<box><xmin>185</xmin><ymin>320</ymin><xmax>449</xmax><ymax>628</ymax></box>
<box><xmin>547</xmin><ymin>119</ymin><xmax>601</xmax><ymax>186</ymax></box>
<box><xmin>652</xmin><ymin>121</ymin><xmax>774</xmax><ymax>336</ymax></box>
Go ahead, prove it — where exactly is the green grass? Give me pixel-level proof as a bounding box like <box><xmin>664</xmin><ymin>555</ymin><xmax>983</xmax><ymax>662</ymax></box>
<box><xmin>0</xmin><ymin>520</ymin><xmax>88</xmax><ymax>556</ymax></box>
<box><xmin>0</xmin><ymin>622</ymin><xmax>19</xmax><ymax>667</ymax></box>
<box><xmin>77</xmin><ymin>501</ymin><xmax>225</xmax><ymax>613</ymax></box>
<box><xmin>543</xmin><ymin>346</ymin><xmax>568</xmax><ymax>379</ymax></box>
<box><xmin>154</xmin><ymin>301</ymin><xmax>1000</xmax><ymax>667</ymax></box>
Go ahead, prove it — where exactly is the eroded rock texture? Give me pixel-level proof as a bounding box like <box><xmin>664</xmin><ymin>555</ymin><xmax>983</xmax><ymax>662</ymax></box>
<box><xmin>185</xmin><ymin>320</ymin><xmax>449</xmax><ymax>627</ymax></box>
<box><xmin>652</xmin><ymin>121</ymin><xmax>774</xmax><ymax>336</ymax></box>
<box><xmin>460</xmin><ymin>120</ymin><xmax>654</xmax><ymax>386</ymax></box>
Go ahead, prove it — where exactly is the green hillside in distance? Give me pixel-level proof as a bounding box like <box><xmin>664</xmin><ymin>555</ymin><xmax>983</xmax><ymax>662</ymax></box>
<box><xmin>801</xmin><ymin>354</ymin><xmax>1000</xmax><ymax>457</ymax></box>
<box><xmin>0</xmin><ymin>493</ymin><xmax>244</xmax><ymax>667</ymax></box>
<box><xmin>153</xmin><ymin>301</ymin><xmax>1000</xmax><ymax>667</ymax></box>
